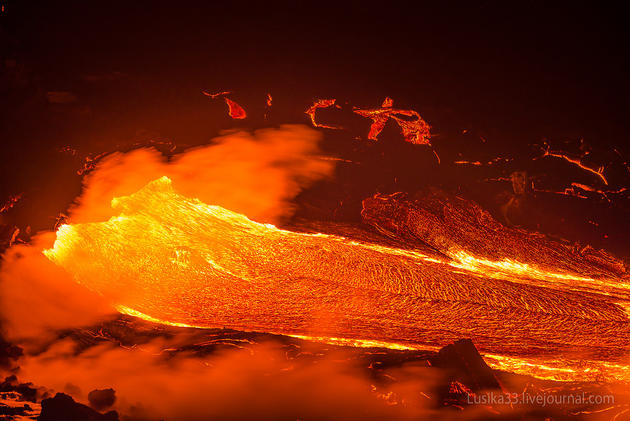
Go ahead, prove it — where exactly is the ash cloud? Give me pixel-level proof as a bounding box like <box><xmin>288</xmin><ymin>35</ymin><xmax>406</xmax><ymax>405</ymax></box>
<box><xmin>4</xmin><ymin>124</ymin><xmax>455</xmax><ymax>420</ymax></box>
<box><xmin>0</xmin><ymin>124</ymin><xmax>453</xmax><ymax>421</ymax></box>
<box><xmin>70</xmin><ymin>124</ymin><xmax>334</xmax><ymax>225</ymax></box>
<box><xmin>0</xmin><ymin>124</ymin><xmax>333</xmax><ymax>344</ymax></box>
<box><xmin>18</xmin><ymin>337</ymin><xmax>452</xmax><ymax>421</ymax></box>
<box><xmin>0</xmin><ymin>234</ymin><xmax>114</xmax><ymax>345</ymax></box>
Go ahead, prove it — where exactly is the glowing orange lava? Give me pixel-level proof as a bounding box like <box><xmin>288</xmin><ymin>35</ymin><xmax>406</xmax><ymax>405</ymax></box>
<box><xmin>354</xmin><ymin>97</ymin><xmax>431</xmax><ymax>145</ymax></box>
<box><xmin>539</xmin><ymin>146</ymin><xmax>608</xmax><ymax>185</ymax></box>
<box><xmin>305</xmin><ymin>99</ymin><xmax>340</xmax><ymax>129</ymax></box>
<box><xmin>202</xmin><ymin>91</ymin><xmax>247</xmax><ymax>119</ymax></box>
<box><xmin>44</xmin><ymin>177</ymin><xmax>630</xmax><ymax>383</ymax></box>
<box><xmin>202</xmin><ymin>90</ymin><xmax>232</xmax><ymax>99</ymax></box>
<box><xmin>224</xmin><ymin>98</ymin><xmax>247</xmax><ymax>119</ymax></box>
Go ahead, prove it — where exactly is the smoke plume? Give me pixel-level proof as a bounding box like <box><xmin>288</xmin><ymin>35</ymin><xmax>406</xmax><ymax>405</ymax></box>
<box><xmin>0</xmin><ymin>124</ymin><xmax>333</xmax><ymax>344</ymax></box>
<box><xmin>70</xmin><ymin>124</ymin><xmax>333</xmax><ymax>225</ymax></box>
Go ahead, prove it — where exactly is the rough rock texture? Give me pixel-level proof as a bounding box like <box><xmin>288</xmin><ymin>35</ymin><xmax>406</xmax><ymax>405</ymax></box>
<box><xmin>362</xmin><ymin>190</ymin><xmax>627</xmax><ymax>278</ymax></box>
<box><xmin>430</xmin><ymin>339</ymin><xmax>502</xmax><ymax>409</ymax></box>
<box><xmin>432</xmin><ymin>339</ymin><xmax>501</xmax><ymax>392</ymax></box>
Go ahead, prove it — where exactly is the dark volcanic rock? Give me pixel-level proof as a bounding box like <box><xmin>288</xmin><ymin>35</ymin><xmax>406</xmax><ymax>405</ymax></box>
<box><xmin>432</xmin><ymin>339</ymin><xmax>501</xmax><ymax>392</ymax></box>
<box><xmin>0</xmin><ymin>402</ymin><xmax>32</xmax><ymax>417</ymax></box>
<box><xmin>0</xmin><ymin>375</ymin><xmax>39</xmax><ymax>402</ymax></box>
<box><xmin>39</xmin><ymin>393</ymin><xmax>118</xmax><ymax>421</ymax></box>
<box><xmin>88</xmin><ymin>388</ymin><xmax>116</xmax><ymax>411</ymax></box>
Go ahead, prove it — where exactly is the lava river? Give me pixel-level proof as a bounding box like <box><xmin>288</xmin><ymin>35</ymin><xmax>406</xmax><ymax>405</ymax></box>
<box><xmin>44</xmin><ymin>177</ymin><xmax>630</xmax><ymax>382</ymax></box>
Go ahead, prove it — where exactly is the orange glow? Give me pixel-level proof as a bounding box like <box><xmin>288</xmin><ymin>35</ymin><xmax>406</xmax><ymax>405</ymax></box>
<box><xmin>454</xmin><ymin>160</ymin><xmax>483</xmax><ymax>166</ymax></box>
<box><xmin>224</xmin><ymin>98</ymin><xmax>247</xmax><ymax>119</ymax></box>
<box><xmin>532</xmin><ymin>181</ymin><xmax>628</xmax><ymax>200</ymax></box>
<box><xmin>44</xmin><ymin>177</ymin><xmax>630</xmax><ymax>382</ymax></box>
<box><xmin>202</xmin><ymin>91</ymin><xmax>247</xmax><ymax>119</ymax></box>
<box><xmin>0</xmin><ymin>193</ymin><xmax>22</xmax><ymax>213</ymax></box>
<box><xmin>304</xmin><ymin>99</ymin><xmax>341</xmax><ymax>129</ymax></box>
<box><xmin>77</xmin><ymin>152</ymin><xmax>110</xmax><ymax>175</ymax></box>
<box><xmin>202</xmin><ymin>90</ymin><xmax>232</xmax><ymax>99</ymax></box>
<box><xmin>354</xmin><ymin>97</ymin><xmax>431</xmax><ymax>145</ymax></box>
<box><xmin>540</xmin><ymin>146</ymin><xmax>608</xmax><ymax>185</ymax></box>
<box><xmin>361</xmin><ymin>191</ymin><xmax>627</xmax><ymax>282</ymax></box>
<box><xmin>264</xmin><ymin>93</ymin><xmax>273</xmax><ymax>119</ymax></box>
<box><xmin>116</xmin><ymin>305</ymin><xmax>421</xmax><ymax>351</ymax></box>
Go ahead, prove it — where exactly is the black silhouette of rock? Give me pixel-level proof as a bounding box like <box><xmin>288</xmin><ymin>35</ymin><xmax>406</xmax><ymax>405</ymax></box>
<box><xmin>0</xmin><ymin>402</ymin><xmax>32</xmax><ymax>417</ymax></box>
<box><xmin>432</xmin><ymin>339</ymin><xmax>501</xmax><ymax>392</ymax></box>
<box><xmin>39</xmin><ymin>393</ymin><xmax>118</xmax><ymax>421</ymax></box>
<box><xmin>429</xmin><ymin>339</ymin><xmax>503</xmax><ymax>409</ymax></box>
<box><xmin>0</xmin><ymin>375</ymin><xmax>38</xmax><ymax>402</ymax></box>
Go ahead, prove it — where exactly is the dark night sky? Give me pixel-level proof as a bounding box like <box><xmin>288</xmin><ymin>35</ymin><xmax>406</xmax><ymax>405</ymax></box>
<box><xmin>1</xmin><ymin>1</ymin><xmax>629</xmax><ymax>255</ymax></box>
<box><xmin>3</xmin><ymin>2</ymin><xmax>628</xmax><ymax>128</ymax></box>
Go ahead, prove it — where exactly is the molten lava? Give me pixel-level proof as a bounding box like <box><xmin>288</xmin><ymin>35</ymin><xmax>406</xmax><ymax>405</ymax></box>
<box><xmin>44</xmin><ymin>177</ymin><xmax>630</xmax><ymax>382</ymax></box>
<box><xmin>354</xmin><ymin>97</ymin><xmax>431</xmax><ymax>145</ymax></box>
<box><xmin>305</xmin><ymin>99</ymin><xmax>340</xmax><ymax>129</ymax></box>
<box><xmin>202</xmin><ymin>91</ymin><xmax>247</xmax><ymax>119</ymax></box>
<box><xmin>224</xmin><ymin>98</ymin><xmax>247</xmax><ymax>119</ymax></box>
<box><xmin>538</xmin><ymin>144</ymin><xmax>608</xmax><ymax>185</ymax></box>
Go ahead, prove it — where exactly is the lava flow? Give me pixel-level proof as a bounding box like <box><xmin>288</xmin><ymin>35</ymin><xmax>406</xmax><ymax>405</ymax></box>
<box><xmin>44</xmin><ymin>177</ymin><xmax>630</xmax><ymax>383</ymax></box>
